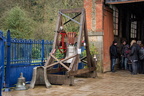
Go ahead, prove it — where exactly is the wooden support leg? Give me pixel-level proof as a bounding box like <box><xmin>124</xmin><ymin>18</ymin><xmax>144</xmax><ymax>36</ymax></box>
<box><xmin>65</xmin><ymin>72</ymin><xmax>74</xmax><ymax>86</ymax></box>
<box><xmin>89</xmin><ymin>71</ymin><xmax>97</xmax><ymax>78</ymax></box>
<box><xmin>69</xmin><ymin>76</ymin><xmax>74</xmax><ymax>86</ymax></box>
<box><xmin>30</xmin><ymin>66</ymin><xmax>51</xmax><ymax>88</ymax></box>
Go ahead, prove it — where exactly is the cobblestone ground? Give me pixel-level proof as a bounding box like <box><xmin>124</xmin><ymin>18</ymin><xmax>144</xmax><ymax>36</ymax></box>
<box><xmin>2</xmin><ymin>70</ymin><xmax>144</xmax><ymax>96</ymax></box>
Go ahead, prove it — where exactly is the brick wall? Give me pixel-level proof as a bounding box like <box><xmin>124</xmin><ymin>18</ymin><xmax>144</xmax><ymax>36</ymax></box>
<box><xmin>84</xmin><ymin>0</ymin><xmax>114</xmax><ymax>72</ymax></box>
<box><xmin>84</xmin><ymin>0</ymin><xmax>105</xmax><ymax>72</ymax></box>
<box><xmin>84</xmin><ymin>0</ymin><xmax>93</xmax><ymax>32</ymax></box>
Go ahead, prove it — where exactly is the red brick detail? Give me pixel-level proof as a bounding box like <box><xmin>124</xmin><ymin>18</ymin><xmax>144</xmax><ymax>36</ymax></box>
<box><xmin>96</xmin><ymin>3</ymin><xmax>103</xmax><ymax>32</ymax></box>
<box><xmin>96</xmin><ymin>0</ymin><xmax>104</xmax><ymax>3</ymax></box>
<box><xmin>84</xmin><ymin>0</ymin><xmax>92</xmax><ymax>31</ymax></box>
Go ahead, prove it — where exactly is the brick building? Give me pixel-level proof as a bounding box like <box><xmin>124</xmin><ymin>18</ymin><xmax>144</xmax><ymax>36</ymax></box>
<box><xmin>84</xmin><ymin>0</ymin><xmax>144</xmax><ymax>72</ymax></box>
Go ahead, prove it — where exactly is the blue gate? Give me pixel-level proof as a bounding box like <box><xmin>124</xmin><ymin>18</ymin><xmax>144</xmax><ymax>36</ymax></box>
<box><xmin>3</xmin><ymin>30</ymin><xmax>53</xmax><ymax>89</ymax></box>
<box><xmin>0</xmin><ymin>31</ymin><xmax>5</xmax><ymax>96</ymax></box>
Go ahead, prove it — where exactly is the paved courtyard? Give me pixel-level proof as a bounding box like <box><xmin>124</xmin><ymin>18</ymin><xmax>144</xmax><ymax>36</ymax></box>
<box><xmin>2</xmin><ymin>70</ymin><xmax>144</xmax><ymax>96</ymax></box>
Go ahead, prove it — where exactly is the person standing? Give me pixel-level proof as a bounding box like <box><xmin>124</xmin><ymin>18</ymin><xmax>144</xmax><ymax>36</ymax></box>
<box><xmin>127</xmin><ymin>47</ymin><xmax>132</xmax><ymax>72</ymax></box>
<box><xmin>110</xmin><ymin>40</ymin><xmax>118</xmax><ymax>72</ymax></box>
<box><xmin>139</xmin><ymin>44</ymin><xmax>144</xmax><ymax>74</ymax></box>
<box><xmin>136</xmin><ymin>41</ymin><xmax>141</xmax><ymax>73</ymax></box>
<box><xmin>129</xmin><ymin>40</ymin><xmax>139</xmax><ymax>75</ymax></box>
<box><xmin>120</xmin><ymin>40</ymin><xmax>129</xmax><ymax>70</ymax></box>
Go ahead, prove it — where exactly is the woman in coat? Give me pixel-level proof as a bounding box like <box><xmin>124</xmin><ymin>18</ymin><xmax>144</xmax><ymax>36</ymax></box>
<box><xmin>129</xmin><ymin>40</ymin><xmax>139</xmax><ymax>75</ymax></box>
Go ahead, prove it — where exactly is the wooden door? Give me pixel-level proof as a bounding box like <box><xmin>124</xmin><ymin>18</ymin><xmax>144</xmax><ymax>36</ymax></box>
<box><xmin>103</xmin><ymin>7</ymin><xmax>114</xmax><ymax>72</ymax></box>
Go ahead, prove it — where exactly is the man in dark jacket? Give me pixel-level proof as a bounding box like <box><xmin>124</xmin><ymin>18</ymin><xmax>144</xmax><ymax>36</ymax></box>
<box><xmin>139</xmin><ymin>44</ymin><xmax>144</xmax><ymax>74</ymax></box>
<box><xmin>110</xmin><ymin>40</ymin><xmax>118</xmax><ymax>72</ymax></box>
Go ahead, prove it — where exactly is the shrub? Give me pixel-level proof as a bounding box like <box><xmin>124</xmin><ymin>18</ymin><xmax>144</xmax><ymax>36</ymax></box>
<box><xmin>2</xmin><ymin>6</ymin><xmax>35</xmax><ymax>39</ymax></box>
<box><xmin>32</xmin><ymin>47</ymin><xmax>41</xmax><ymax>59</ymax></box>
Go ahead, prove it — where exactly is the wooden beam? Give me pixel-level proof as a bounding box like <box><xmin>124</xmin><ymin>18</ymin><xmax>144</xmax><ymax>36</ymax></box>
<box><xmin>47</xmin><ymin>68</ymin><xmax>66</xmax><ymax>74</ymax></box>
<box><xmin>46</xmin><ymin>61</ymin><xmax>59</xmax><ymax>69</ymax></box>
<box><xmin>71</xmin><ymin>55</ymin><xmax>79</xmax><ymax>71</ymax></box>
<box><xmin>68</xmin><ymin>67</ymin><xmax>96</xmax><ymax>76</ymax></box>
<box><xmin>47</xmin><ymin>74</ymin><xmax>74</xmax><ymax>85</ymax></box>
<box><xmin>45</xmin><ymin>13</ymin><xmax>62</xmax><ymax>66</ymax></box>
<box><xmin>60</xmin><ymin>8</ymin><xmax>84</xmax><ymax>13</ymax></box>
<box><xmin>83</xmin><ymin>10</ymin><xmax>93</xmax><ymax>68</ymax></box>
<box><xmin>77</xmin><ymin>9</ymin><xmax>85</xmax><ymax>49</ymax></box>
<box><xmin>49</xmin><ymin>54</ymin><xmax>71</xmax><ymax>71</ymax></box>
<box><xmin>61</xmin><ymin>54</ymin><xmax>78</xmax><ymax>62</ymax></box>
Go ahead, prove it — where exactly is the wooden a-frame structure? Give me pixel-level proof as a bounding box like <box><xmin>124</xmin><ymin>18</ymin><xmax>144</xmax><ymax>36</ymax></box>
<box><xmin>30</xmin><ymin>8</ymin><xmax>97</xmax><ymax>88</ymax></box>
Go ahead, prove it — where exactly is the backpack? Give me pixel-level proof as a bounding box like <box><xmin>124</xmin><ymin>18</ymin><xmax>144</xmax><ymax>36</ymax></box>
<box><xmin>139</xmin><ymin>49</ymin><xmax>144</xmax><ymax>60</ymax></box>
<box><xmin>140</xmin><ymin>55</ymin><xmax>144</xmax><ymax>60</ymax></box>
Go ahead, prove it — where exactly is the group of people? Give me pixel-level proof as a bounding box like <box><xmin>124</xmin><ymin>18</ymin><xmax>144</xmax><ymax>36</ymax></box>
<box><xmin>110</xmin><ymin>40</ymin><xmax>144</xmax><ymax>75</ymax></box>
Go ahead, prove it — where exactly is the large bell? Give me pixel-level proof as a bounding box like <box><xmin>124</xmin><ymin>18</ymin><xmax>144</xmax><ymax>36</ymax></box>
<box><xmin>15</xmin><ymin>72</ymin><xmax>28</xmax><ymax>90</ymax></box>
<box><xmin>64</xmin><ymin>45</ymin><xmax>76</xmax><ymax>63</ymax></box>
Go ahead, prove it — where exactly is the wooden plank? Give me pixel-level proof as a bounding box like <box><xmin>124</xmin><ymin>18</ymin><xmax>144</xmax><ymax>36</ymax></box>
<box><xmin>47</xmin><ymin>68</ymin><xmax>66</xmax><ymax>74</ymax></box>
<box><xmin>45</xmin><ymin>13</ymin><xmax>62</xmax><ymax>66</ymax></box>
<box><xmin>49</xmin><ymin>54</ymin><xmax>71</xmax><ymax>71</ymax></box>
<box><xmin>47</xmin><ymin>74</ymin><xmax>74</xmax><ymax>85</ymax></box>
<box><xmin>61</xmin><ymin>54</ymin><xmax>78</xmax><ymax>62</ymax></box>
<box><xmin>46</xmin><ymin>61</ymin><xmax>59</xmax><ymax>69</ymax></box>
<box><xmin>72</xmin><ymin>56</ymin><xmax>79</xmax><ymax>71</ymax></box>
<box><xmin>75</xmin><ymin>71</ymin><xmax>97</xmax><ymax>78</ymax></box>
<box><xmin>60</xmin><ymin>8</ymin><xmax>84</xmax><ymax>13</ymax></box>
<box><xmin>84</xmin><ymin>12</ymin><xmax>93</xmax><ymax>68</ymax></box>
<box><xmin>46</xmin><ymin>54</ymin><xmax>78</xmax><ymax>69</ymax></box>
<box><xmin>69</xmin><ymin>55</ymin><xmax>79</xmax><ymax>71</ymax></box>
<box><xmin>30</xmin><ymin>66</ymin><xmax>51</xmax><ymax>88</ymax></box>
<box><xmin>68</xmin><ymin>67</ymin><xmax>96</xmax><ymax>76</ymax></box>
<box><xmin>48</xmin><ymin>74</ymin><xmax>66</xmax><ymax>84</ymax></box>
<box><xmin>77</xmin><ymin>9</ymin><xmax>84</xmax><ymax>49</ymax></box>
<box><xmin>50</xmin><ymin>54</ymin><xmax>78</xmax><ymax>65</ymax></box>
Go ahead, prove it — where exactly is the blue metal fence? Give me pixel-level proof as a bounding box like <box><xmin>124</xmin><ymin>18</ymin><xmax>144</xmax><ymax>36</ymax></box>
<box><xmin>0</xmin><ymin>30</ymin><xmax>53</xmax><ymax>89</ymax></box>
<box><xmin>0</xmin><ymin>31</ymin><xmax>5</xmax><ymax>96</ymax></box>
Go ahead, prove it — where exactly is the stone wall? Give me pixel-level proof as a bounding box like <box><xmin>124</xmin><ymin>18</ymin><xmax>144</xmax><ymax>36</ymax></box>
<box><xmin>88</xmin><ymin>32</ymin><xmax>104</xmax><ymax>72</ymax></box>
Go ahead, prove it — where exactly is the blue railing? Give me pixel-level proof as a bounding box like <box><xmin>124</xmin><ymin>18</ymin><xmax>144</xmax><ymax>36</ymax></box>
<box><xmin>0</xmin><ymin>31</ymin><xmax>5</xmax><ymax>96</ymax></box>
<box><xmin>0</xmin><ymin>30</ymin><xmax>53</xmax><ymax>90</ymax></box>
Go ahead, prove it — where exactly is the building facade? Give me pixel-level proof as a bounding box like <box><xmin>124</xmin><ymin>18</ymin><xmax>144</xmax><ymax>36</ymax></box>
<box><xmin>84</xmin><ymin>0</ymin><xmax>144</xmax><ymax>72</ymax></box>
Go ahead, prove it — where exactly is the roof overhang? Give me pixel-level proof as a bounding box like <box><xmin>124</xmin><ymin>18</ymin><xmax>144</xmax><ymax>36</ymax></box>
<box><xmin>105</xmin><ymin>0</ymin><xmax>144</xmax><ymax>4</ymax></box>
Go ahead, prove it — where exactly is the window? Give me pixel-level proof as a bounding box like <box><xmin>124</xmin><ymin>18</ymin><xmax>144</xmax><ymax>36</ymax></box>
<box><xmin>110</xmin><ymin>5</ymin><xmax>119</xmax><ymax>36</ymax></box>
<box><xmin>130</xmin><ymin>14</ymin><xmax>137</xmax><ymax>38</ymax></box>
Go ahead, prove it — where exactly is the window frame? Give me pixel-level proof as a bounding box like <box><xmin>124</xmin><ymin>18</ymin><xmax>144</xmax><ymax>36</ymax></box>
<box><xmin>130</xmin><ymin>14</ymin><xmax>137</xmax><ymax>39</ymax></box>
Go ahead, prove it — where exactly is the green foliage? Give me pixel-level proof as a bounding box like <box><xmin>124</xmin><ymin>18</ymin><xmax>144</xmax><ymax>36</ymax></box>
<box><xmin>0</xmin><ymin>0</ymin><xmax>83</xmax><ymax>39</ymax></box>
<box><xmin>82</xmin><ymin>44</ymin><xmax>99</xmax><ymax>57</ymax></box>
<box><xmin>33</xmin><ymin>23</ymin><xmax>55</xmax><ymax>40</ymax></box>
<box><xmin>32</xmin><ymin>47</ymin><xmax>41</xmax><ymax>59</ymax></box>
<box><xmin>55</xmin><ymin>50</ymin><xmax>64</xmax><ymax>59</ymax></box>
<box><xmin>2</xmin><ymin>6</ymin><xmax>35</xmax><ymax>39</ymax></box>
<box><xmin>89</xmin><ymin>44</ymin><xmax>99</xmax><ymax>56</ymax></box>
<box><xmin>65</xmin><ymin>23</ymin><xmax>80</xmax><ymax>32</ymax></box>
<box><xmin>81</xmin><ymin>44</ymin><xmax>101</xmax><ymax>71</ymax></box>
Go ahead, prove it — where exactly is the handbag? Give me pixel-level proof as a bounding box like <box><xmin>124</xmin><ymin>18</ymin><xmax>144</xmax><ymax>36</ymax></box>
<box><xmin>128</xmin><ymin>60</ymin><xmax>132</xmax><ymax>64</ymax></box>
